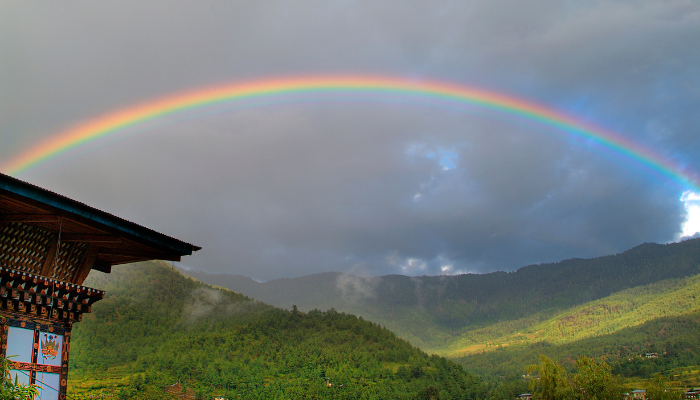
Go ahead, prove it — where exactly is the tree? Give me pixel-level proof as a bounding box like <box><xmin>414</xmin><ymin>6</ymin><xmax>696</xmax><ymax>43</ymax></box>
<box><xmin>571</xmin><ymin>356</ymin><xmax>624</xmax><ymax>400</ymax></box>
<box><xmin>528</xmin><ymin>355</ymin><xmax>624</xmax><ymax>400</ymax></box>
<box><xmin>527</xmin><ymin>355</ymin><xmax>575</xmax><ymax>400</ymax></box>
<box><xmin>417</xmin><ymin>385</ymin><xmax>440</xmax><ymax>400</ymax></box>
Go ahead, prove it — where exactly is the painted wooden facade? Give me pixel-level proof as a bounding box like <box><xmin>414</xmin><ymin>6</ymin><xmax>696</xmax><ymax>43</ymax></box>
<box><xmin>0</xmin><ymin>173</ymin><xmax>199</xmax><ymax>399</ymax></box>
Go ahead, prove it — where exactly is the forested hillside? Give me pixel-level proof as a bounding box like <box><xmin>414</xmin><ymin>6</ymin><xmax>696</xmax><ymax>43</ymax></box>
<box><xmin>184</xmin><ymin>238</ymin><xmax>700</xmax><ymax>353</ymax></box>
<box><xmin>65</xmin><ymin>243</ymin><xmax>700</xmax><ymax>398</ymax></box>
<box><xmin>446</xmin><ymin>272</ymin><xmax>700</xmax><ymax>358</ymax></box>
<box><xmin>455</xmin><ymin>309</ymin><xmax>700</xmax><ymax>378</ymax></box>
<box><xmin>68</xmin><ymin>261</ymin><xmax>486</xmax><ymax>399</ymax></box>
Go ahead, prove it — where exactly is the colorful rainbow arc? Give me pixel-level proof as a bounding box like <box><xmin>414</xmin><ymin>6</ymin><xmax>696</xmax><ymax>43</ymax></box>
<box><xmin>2</xmin><ymin>75</ymin><xmax>698</xmax><ymax>191</ymax></box>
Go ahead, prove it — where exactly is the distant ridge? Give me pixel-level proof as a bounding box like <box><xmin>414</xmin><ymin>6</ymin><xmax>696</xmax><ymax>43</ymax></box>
<box><xmin>69</xmin><ymin>261</ymin><xmax>483</xmax><ymax>398</ymax></box>
<box><xmin>183</xmin><ymin>238</ymin><xmax>700</xmax><ymax>354</ymax></box>
<box><xmin>179</xmin><ymin>270</ymin><xmax>343</xmax><ymax>311</ymax></box>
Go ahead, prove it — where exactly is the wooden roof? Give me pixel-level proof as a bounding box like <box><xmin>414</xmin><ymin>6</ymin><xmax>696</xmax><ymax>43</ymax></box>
<box><xmin>0</xmin><ymin>173</ymin><xmax>200</xmax><ymax>274</ymax></box>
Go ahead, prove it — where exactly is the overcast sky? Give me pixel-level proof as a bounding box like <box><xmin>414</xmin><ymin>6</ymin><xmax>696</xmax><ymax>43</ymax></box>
<box><xmin>1</xmin><ymin>1</ymin><xmax>699</xmax><ymax>281</ymax></box>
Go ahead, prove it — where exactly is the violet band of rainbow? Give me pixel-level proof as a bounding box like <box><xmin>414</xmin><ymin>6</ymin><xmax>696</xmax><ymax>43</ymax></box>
<box><xmin>2</xmin><ymin>76</ymin><xmax>698</xmax><ymax>191</ymax></box>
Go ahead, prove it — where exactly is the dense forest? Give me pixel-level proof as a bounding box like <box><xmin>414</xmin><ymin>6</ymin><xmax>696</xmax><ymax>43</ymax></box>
<box><xmin>62</xmin><ymin>239</ymin><xmax>700</xmax><ymax>398</ymax></box>
<box><xmin>68</xmin><ymin>261</ymin><xmax>488</xmax><ymax>399</ymax></box>
<box><xmin>179</xmin><ymin>238</ymin><xmax>700</xmax><ymax>390</ymax></box>
<box><xmin>184</xmin><ymin>239</ymin><xmax>700</xmax><ymax>353</ymax></box>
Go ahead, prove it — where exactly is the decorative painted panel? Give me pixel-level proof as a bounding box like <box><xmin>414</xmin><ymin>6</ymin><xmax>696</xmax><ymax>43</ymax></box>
<box><xmin>0</xmin><ymin>223</ymin><xmax>52</xmax><ymax>274</ymax></box>
<box><xmin>38</xmin><ymin>332</ymin><xmax>62</xmax><ymax>366</ymax></box>
<box><xmin>0</xmin><ymin>266</ymin><xmax>104</xmax><ymax>324</ymax></box>
<box><xmin>2</xmin><ymin>318</ymin><xmax>69</xmax><ymax>400</ymax></box>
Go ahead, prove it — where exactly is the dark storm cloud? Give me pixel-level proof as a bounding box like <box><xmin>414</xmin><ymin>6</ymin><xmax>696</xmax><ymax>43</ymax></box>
<box><xmin>1</xmin><ymin>0</ymin><xmax>699</xmax><ymax>280</ymax></box>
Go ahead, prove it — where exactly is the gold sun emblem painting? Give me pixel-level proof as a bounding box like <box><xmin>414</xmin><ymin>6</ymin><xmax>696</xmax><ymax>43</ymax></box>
<box><xmin>41</xmin><ymin>334</ymin><xmax>59</xmax><ymax>360</ymax></box>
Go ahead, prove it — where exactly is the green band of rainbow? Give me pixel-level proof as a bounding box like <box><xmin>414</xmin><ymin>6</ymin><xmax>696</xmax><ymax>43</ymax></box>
<box><xmin>2</xmin><ymin>75</ymin><xmax>698</xmax><ymax>190</ymax></box>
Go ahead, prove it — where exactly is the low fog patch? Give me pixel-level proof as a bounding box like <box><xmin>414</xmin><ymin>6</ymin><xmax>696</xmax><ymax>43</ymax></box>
<box><xmin>181</xmin><ymin>286</ymin><xmax>262</xmax><ymax>323</ymax></box>
<box><xmin>335</xmin><ymin>273</ymin><xmax>381</xmax><ymax>302</ymax></box>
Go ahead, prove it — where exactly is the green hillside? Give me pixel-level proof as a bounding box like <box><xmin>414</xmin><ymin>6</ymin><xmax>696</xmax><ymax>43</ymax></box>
<box><xmin>182</xmin><ymin>238</ymin><xmax>700</xmax><ymax>385</ymax></box>
<box><xmin>445</xmin><ymin>270</ymin><xmax>700</xmax><ymax>378</ymax></box>
<box><xmin>184</xmin><ymin>238</ymin><xmax>700</xmax><ymax>354</ymax></box>
<box><xmin>445</xmin><ymin>272</ymin><xmax>700</xmax><ymax>358</ymax></box>
<box><xmin>455</xmin><ymin>309</ymin><xmax>700</xmax><ymax>378</ymax></box>
<box><xmin>62</xmin><ymin>243</ymin><xmax>700</xmax><ymax>398</ymax></box>
<box><xmin>68</xmin><ymin>261</ymin><xmax>485</xmax><ymax>399</ymax></box>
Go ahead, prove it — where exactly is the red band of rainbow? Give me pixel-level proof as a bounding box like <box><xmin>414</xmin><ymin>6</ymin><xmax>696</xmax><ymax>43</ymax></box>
<box><xmin>2</xmin><ymin>75</ymin><xmax>698</xmax><ymax>191</ymax></box>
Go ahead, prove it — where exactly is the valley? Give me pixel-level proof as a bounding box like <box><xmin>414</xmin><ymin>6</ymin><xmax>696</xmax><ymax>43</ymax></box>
<box><xmin>66</xmin><ymin>238</ymin><xmax>700</xmax><ymax>398</ymax></box>
<box><xmin>184</xmin><ymin>238</ymin><xmax>700</xmax><ymax>362</ymax></box>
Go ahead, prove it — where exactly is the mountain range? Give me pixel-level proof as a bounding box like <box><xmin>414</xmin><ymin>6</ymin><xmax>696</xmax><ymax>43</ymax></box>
<box><xmin>68</xmin><ymin>261</ymin><xmax>488</xmax><ymax>399</ymax></box>
<box><xmin>182</xmin><ymin>238</ymin><xmax>700</xmax><ymax>373</ymax></box>
<box><xmin>65</xmin><ymin>238</ymin><xmax>700</xmax><ymax>397</ymax></box>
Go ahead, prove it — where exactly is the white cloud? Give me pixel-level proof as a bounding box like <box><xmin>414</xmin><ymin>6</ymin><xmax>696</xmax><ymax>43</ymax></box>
<box><xmin>437</xmin><ymin>255</ymin><xmax>468</xmax><ymax>275</ymax></box>
<box><xmin>399</xmin><ymin>258</ymin><xmax>428</xmax><ymax>274</ymax></box>
<box><xmin>680</xmin><ymin>191</ymin><xmax>700</xmax><ymax>238</ymax></box>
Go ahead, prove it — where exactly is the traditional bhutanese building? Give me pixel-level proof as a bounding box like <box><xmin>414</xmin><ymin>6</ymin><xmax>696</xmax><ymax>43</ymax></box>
<box><xmin>0</xmin><ymin>172</ymin><xmax>200</xmax><ymax>400</ymax></box>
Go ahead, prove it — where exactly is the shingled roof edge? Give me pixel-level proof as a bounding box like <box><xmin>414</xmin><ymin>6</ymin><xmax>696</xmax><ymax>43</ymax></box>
<box><xmin>0</xmin><ymin>173</ymin><xmax>201</xmax><ymax>256</ymax></box>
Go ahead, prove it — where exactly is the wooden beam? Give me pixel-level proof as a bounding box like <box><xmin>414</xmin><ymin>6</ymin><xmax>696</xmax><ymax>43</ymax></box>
<box><xmin>109</xmin><ymin>257</ymin><xmax>160</xmax><ymax>266</ymax></box>
<box><xmin>96</xmin><ymin>248</ymin><xmax>181</xmax><ymax>261</ymax></box>
<box><xmin>0</xmin><ymin>214</ymin><xmax>60</xmax><ymax>223</ymax></box>
<box><xmin>91</xmin><ymin>260</ymin><xmax>112</xmax><ymax>274</ymax></box>
<box><xmin>40</xmin><ymin>234</ymin><xmax>59</xmax><ymax>277</ymax></box>
<box><xmin>61</xmin><ymin>234</ymin><xmax>121</xmax><ymax>243</ymax></box>
<box><xmin>72</xmin><ymin>245</ymin><xmax>98</xmax><ymax>285</ymax></box>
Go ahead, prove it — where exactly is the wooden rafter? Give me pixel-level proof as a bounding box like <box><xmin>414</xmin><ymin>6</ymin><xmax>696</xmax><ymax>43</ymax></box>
<box><xmin>61</xmin><ymin>234</ymin><xmax>121</xmax><ymax>243</ymax></box>
<box><xmin>97</xmin><ymin>248</ymin><xmax>181</xmax><ymax>262</ymax></box>
<box><xmin>1</xmin><ymin>173</ymin><xmax>199</xmax><ymax>279</ymax></box>
<box><xmin>0</xmin><ymin>214</ymin><xmax>60</xmax><ymax>223</ymax></box>
<box><xmin>40</xmin><ymin>234</ymin><xmax>59</xmax><ymax>277</ymax></box>
<box><xmin>72</xmin><ymin>245</ymin><xmax>98</xmax><ymax>285</ymax></box>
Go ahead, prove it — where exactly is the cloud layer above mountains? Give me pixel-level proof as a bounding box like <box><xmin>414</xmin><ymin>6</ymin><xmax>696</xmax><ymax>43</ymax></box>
<box><xmin>1</xmin><ymin>0</ymin><xmax>699</xmax><ymax>280</ymax></box>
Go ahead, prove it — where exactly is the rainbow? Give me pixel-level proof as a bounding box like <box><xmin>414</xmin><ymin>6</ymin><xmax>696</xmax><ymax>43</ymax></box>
<box><xmin>2</xmin><ymin>75</ymin><xmax>698</xmax><ymax>190</ymax></box>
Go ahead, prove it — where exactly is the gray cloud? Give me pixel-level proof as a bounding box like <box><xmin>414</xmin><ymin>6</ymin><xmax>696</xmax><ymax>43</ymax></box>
<box><xmin>1</xmin><ymin>0</ymin><xmax>699</xmax><ymax>280</ymax></box>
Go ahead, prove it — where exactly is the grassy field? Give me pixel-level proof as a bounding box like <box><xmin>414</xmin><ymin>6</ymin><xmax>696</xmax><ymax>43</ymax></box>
<box><xmin>68</xmin><ymin>366</ymin><xmax>132</xmax><ymax>398</ymax></box>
